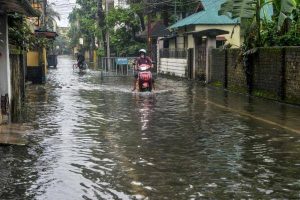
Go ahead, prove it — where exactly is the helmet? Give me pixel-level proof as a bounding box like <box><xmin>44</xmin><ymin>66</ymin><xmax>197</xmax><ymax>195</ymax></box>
<box><xmin>139</xmin><ymin>49</ymin><xmax>147</xmax><ymax>54</ymax></box>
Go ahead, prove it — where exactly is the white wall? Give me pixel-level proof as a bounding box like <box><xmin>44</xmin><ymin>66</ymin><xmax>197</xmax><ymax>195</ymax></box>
<box><xmin>0</xmin><ymin>14</ymin><xmax>11</xmax><ymax>102</ymax></box>
<box><xmin>176</xmin><ymin>36</ymin><xmax>185</xmax><ymax>49</ymax></box>
<box><xmin>195</xmin><ymin>24</ymin><xmax>242</xmax><ymax>47</ymax></box>
<box><xmin>114</xmin><ymin>0</ymin><xmax>129</xmax><ymax>8</ymax></box>
<box><xmin>159</xmin><ymin>58</ymin><xmax>187</xmax><ymax>77</ymax></box>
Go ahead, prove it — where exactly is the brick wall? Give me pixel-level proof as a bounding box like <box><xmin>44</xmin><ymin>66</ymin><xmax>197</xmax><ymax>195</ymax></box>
<box><xmin>227</xmin><ymin>49</ymin><xmax>247</xmax><ymax>92</ymax></box>
<box><xmin>253</xmin><ymin>48</ymin><xmax>282</xmax><ymax>98</ymax></box>
<box><xmin>210</xmin><ymin>47</ymin><xmax>300</xmax><ymax>104</ymax></box>
<box><xmin>285</xmin><ymin>47</ymin><xmax>300</xmax><ymax>103</ymax></box>
<box><xmin>9</xmin><ymin>48</ymin><xmax>25</xmax><ymax>122</ymax></box>
<box><xmin>210</xmin><ymin>49</ymin><xmax>225</xmax><ymax>84</ymax></box>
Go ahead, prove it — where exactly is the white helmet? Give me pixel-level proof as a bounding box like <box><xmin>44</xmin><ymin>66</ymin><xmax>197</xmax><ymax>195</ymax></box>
<box><xmin>139</xmin><ymin>49</ymin><xmax>147</xmax><ymax>54</ymax></box>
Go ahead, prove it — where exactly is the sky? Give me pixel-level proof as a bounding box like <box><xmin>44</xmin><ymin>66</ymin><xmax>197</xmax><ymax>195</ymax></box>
<box><xmin>48</xmin><ymin>0</ymin><xmax>76</xmax><ymax>27</ymax></box>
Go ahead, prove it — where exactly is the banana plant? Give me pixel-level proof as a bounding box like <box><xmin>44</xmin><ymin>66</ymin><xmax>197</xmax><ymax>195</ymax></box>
<box><xmin>219</xmin><ymin>0</ymin><xmax>271</xmax><ymax>47</ymax></box>
<box><xmin>276</xmin><ymin>0</ymin><xmax>299</xmax><ymax>29</ymax></box>
<box><xmin>219</xmin><ymin>0</ymin><xmax>299</xmax><ymax>29</ymax></box>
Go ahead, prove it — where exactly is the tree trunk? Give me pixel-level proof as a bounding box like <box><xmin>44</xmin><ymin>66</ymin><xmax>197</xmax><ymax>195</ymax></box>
<box><xmin>162</xmin><ymin>6</ymin><xmax>169</xmax><ymax>26</ymax></box>
<box><xmin>97</xmin><ymin>0</ymin><xmax>107</xmax><ymax>56</ymax></box>
<box><xmin>256</xmin><ymin>0</ymin><xmax>261</xmax><ymax>47</ymax></box>
<box><xmin>137</xmin><ymin>12</ymin><xmax>145</xmax><ymax>31</ymax></box>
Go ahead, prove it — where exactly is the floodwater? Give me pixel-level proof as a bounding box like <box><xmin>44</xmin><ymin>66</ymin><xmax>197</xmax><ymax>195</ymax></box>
<box><xmin>1</xmin><ymin>55</ymin><xmax>300</xmax><ymax>199</ymax></box>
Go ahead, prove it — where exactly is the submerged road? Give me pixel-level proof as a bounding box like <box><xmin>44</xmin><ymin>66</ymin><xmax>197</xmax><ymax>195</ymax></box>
<box><xmin>0</xmin><ymin>55</ymin><xmax>300</xmax><ymax>199</ymax></box>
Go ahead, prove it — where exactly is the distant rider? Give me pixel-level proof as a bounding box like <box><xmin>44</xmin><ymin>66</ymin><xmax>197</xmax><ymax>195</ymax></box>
<box><xmin>77</xmin><ymin>50</ymin><xmax>85</xmax><ymax>69</ymax></box>
<box><xmin>132</xmin><ymin>49</ymin><xmax>154</xmax><ymax>91</ymax></box>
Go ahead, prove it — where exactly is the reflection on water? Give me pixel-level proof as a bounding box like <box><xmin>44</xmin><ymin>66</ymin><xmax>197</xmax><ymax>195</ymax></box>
<box><xmin>0</xmin><ymin>56</ymin><xmax>300</xmax><ymax>199</ymax></box>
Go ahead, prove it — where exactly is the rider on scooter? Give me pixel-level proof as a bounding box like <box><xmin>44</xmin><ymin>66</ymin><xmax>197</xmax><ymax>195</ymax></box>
<box><xmin>132</xmin><ymin>49</ymin><xmax>154</xmax><ymax>91</ymax></box>
<box><xmin>77</xmin><ymin>49</ymin><xmax>85</xmax><ymax>69</ymax></box>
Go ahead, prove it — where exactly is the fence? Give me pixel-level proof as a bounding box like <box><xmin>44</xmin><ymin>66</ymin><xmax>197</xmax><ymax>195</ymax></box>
<box><xmin>209</xmin><ymin>47</ymin><xmax>300</xmax><ymax>104</ymax></box>
<box><xmin>100</xmin><ymin>57</ymin><xmax>136</xmax><ymax>78</ymax></box>
<box><xmin>101</xmin><ymin>57</ymin><xmax>158</xmax><ymax>79</ymax></box>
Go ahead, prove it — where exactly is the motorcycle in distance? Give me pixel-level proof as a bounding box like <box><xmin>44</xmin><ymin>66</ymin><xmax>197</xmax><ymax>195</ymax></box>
<box><xmin>78</xmin><ymin>61</ymin><xmax>88</xmax><ymax>71</ymax></box>
<box><xmin>73</xmin><ymin>61</ymin><xmax>88</xmax><ymax>71</ymax></box>
<box><xmin>136</xmin><ymin>63</ymin><xmax>154</xmax><ymax>92</ymax></box>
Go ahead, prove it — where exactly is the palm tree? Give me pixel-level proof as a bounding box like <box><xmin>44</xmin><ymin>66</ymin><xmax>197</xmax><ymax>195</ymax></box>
<box><xmin>45</xmin><ymin>3</ymin><xmax>61</xmax><ymax>31</ymax></box>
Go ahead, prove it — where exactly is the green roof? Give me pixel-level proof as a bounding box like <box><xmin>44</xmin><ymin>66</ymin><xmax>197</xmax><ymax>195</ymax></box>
<box><xmin>169</xmin><ymin>0</ymin><xmax>238</xmax><ymax>29</ymax></box>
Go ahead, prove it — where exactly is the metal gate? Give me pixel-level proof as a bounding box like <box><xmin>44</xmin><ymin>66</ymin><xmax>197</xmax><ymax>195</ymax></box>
<box><xmin>100</xmin><ymin>57</ymin><xmax>158</xmax><ymax>79</ymax></box>
<box><xmin>101</xmin><ymin>57</ymin><xmax>135</xmax><ymax>78</ymax></box>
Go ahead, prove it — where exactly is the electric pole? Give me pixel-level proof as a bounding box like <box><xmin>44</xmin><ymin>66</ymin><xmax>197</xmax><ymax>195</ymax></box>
<box><xmin>106</xmin><ymin>0</ymin><xmax>110</xmax><ymax>59</ymax></box>
<box><xmin>43</xmin><ymin>0</ymin><xmax>47</xmax><ymax>30</ymax></box>
<box><xmin>174</xmin><ymin>0</ymin><xmax>177</xmax><ymax>22</ymax></box>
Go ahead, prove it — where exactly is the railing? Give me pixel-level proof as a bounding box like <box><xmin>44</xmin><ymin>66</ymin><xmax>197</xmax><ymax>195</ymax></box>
<box><xmin>159</xmin><ymin>48</ymin><xmax>187</xmax><ymax>59</ymax></box>
<box><xmin>100</xmin><ymin>57</ymin><xmax>136</xmax><ymax>78</ymax></box>
<box><xmin>100</xmin><ymin>57</ymin><xmax>158</xmax><ymax>78</ymax></box>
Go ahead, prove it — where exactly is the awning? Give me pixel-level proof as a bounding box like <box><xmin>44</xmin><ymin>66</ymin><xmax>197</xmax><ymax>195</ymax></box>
<box><xmin>185</xmin><ymin>29</ymin><xmax>229</xmax><ymax>37</ymax></box>
<box><xmin>159</xmin><ymin>33</ymin><xmax>178</xmax><ymax>40</ymax></box>
<box><xmin>35</xmin><ymin>30</ymin><xmax>58</xmax><ymax>39</ymax></box>
<box><xmin>0</xmin><ymin>0</ymin><xmax>40</xmax><ymax>17</ymax></box>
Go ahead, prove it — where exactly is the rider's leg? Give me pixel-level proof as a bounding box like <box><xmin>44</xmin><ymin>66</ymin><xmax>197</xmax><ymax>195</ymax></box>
<box><xmin>132</xmin><ymin>73</ymin><xmax>138</xmax><ymax>91</ymax></box>
<box><xmin>152</xmin><ymin>79</ymin><xmax>155</xmax><ymax>90</ymax></box>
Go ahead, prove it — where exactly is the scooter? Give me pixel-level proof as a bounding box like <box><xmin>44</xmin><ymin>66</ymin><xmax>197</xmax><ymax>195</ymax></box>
<box><xmin>137</xmin><ymin>64</ymin><xmax>153</xmax><ymax>92</ymax></box>
<box><xmin>78</xmin><ymin>61</ymin><xmax>88</xmax><ymax>70</ymax></box>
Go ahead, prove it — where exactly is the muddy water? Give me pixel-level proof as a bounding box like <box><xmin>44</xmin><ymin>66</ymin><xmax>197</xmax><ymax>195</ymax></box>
<box><xmin>0</xmin><ymin>56</ymin><xmax>300</xmax><ymax>199</ymax></box>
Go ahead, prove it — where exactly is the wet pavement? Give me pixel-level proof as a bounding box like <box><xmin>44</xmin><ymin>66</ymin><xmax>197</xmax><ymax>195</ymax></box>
<box><xmin>1</xmin><ymin>55</ymin><xmax>300</xmax><ymax>199</ymax></box>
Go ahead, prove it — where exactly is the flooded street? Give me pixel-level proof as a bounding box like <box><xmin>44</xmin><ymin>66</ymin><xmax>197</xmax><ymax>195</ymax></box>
<box><xmin>1</xmin><ymin>55</ymin><xmax>300</xmax><ymax>199</ymax></box>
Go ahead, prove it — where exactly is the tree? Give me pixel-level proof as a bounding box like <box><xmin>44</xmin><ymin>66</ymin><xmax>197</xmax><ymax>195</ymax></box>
<box><xmin>106</xmin><ymin>7</ymin><xmax>146</xmax><ymax>55</ymax></box>
<box><xmin>45</xmin><ymin>3</ymin><xmax>61</xmax><ymax>31</ymax></box>
<box><xmin>219</xmin><ymin>0</ymin><xmax>299</xmax><ymax>40</ymax></box>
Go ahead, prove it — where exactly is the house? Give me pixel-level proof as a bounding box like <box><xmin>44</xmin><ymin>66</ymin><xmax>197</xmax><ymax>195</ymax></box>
<box><xmin>158</xmin><ymin>0</ymin><xmax>240</xmax><ymax>81</ymax></box>
<box><xmin>27</xmin><ymin>0</ymin><xmax>58</xmax><ymax>83</ymax></box>
<box><xmin>0</xmin><ymin>0</ymin><xmax>40</xmax><ymax>124</ymax></box>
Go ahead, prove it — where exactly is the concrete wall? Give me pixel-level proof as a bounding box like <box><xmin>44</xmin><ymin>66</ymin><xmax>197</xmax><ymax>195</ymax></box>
<box><xmin>210</xmin><ymin>47</ymin><xmax>300</xmax><ymax>104</ymax></box>
<box><xmin>176</xmin><ymin>36</ymin><xmax>185</xmax><ymax>49</ymax></box>
<box><xmin>187</xmin><ymin>34</ymin><xmax>195</xmax><ymax>49</ymax></box>
<box><xmin>195</xmin><ymin>24</ymin><xmax>242</xmax><ymax>48</ymax></box>
<box><xmin>0</xmin><ymin>14</ymin><xmax>11</xmax><ymax>124</ymax></box>
<box><xmin>169</xmin><ymin>38</ymin><xmax>176</xmax><ymax>49</ymax></box>
<box><xmin>285</xmin><ymin>47</ymin><xmax>300</xmax><ymax>103</ymax></box>
<box><xmin>227</xmin><ymin>49</ymin><xmax>247</xmax><ymax>92</ymax></box>
<box><xmin>26</xmin><ymin>48</ymin><xmax>47</xmax><ymax>84</ymax></box>
<box><xmin>253</xmin><ymin>48</ymin><xmax>282</xmax><ymax>97</ymax></box>
<box><xmin>27</xmin><ymin>51</ymin><xmax>39</xmax><ymax>66</ymax></box>
<box><xmin>210</xmin><ymin>48</ymin><xmax>225</xmax><ymax>83</ymax></box>
<box><xmin>159</xmin><ymin>58</ymin><xmax>187</xmax><ymax>77</ymax></box>
<box><xmin>10</xmin><ymin>48</ymin><xmax>25</xmax><ymax>122</ymax></box>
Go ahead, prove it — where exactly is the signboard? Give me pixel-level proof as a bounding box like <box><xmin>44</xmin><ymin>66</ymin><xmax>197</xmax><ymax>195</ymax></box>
<box><xmin>115</xmin><ymin>58</ymin><xmax>128</xmax><ymax>65</ymax></box>
<box><xmin>79</xmin><ymin>38</ymin><xmax>84</xmax><ymax>45</ymax></box>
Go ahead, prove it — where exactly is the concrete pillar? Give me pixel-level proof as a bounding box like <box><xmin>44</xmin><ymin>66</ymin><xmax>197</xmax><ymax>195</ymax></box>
<box><xmin>0</xmin><ymin>14</ymin><xmax>12</xmax><ymax>121</ymax></box>
<box><xmin>206</xmin><ymin>36</ymin><xmax>216</xmax><ymax>83</ymax></box>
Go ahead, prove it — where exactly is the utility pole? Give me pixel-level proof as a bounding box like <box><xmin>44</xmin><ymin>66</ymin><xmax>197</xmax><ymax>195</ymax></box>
<box><xmin>147</xmin><ymin>14</ymin><xmax>151</xmax><ymax>59</ymax></box>
<box><xmin>43</xmin><ymin>0</ymin><xmax>47</xmax><ymax>30</ymax></box>
<box><xmin>105</xmin><ymin>0</ymin><xmax>110</xmax><ymax>59</ymax></box>
<box><xmin>174</xmin><ymin>0</ymin><xmax>177</xmax><ymax>22</ymax></box>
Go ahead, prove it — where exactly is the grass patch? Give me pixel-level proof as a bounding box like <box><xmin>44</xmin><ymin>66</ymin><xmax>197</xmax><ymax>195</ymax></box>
<box><xmin>252</xmin><ymin>89</ymin><xmax>278</xmax><ymax>100</ymax></box>
<box><xmin>210</xmin><ymin>81</ymin><xmax>223</xmax><ymax>88</ymax></box>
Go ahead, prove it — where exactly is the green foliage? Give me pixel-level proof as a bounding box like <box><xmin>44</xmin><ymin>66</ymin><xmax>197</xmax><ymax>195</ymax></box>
<box><xmin>8</xmin><ymin>14</ymin><xmax>50</xmax><ymax>50</ymax></box>
<box><xmin>219</xmin><ymin>0</ymin><xmax>299</xmax><ymax>47</ymax></box>
<box><xmin>68</xmin><ymin>0</ymin><xmax>98</xmax><ymax>50</ymax></box>
<box><xmin>45</xmin><ymin>3</ymin><xmax>61</xmax><ymax>31</ymax></box>
<box><xmin>210</xmin><ymin>81</ymin><xmax>223</xmax><ymax>88</ymax></box>
<box><xmin>107</xmin><ymin>7</ymin><xmax>145</xmax><ymax>55</ymax></box>
<box><xmin>261</xmin><ymin>20</ymin><xmax>300</xmax><ymax>46</ymax></box>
